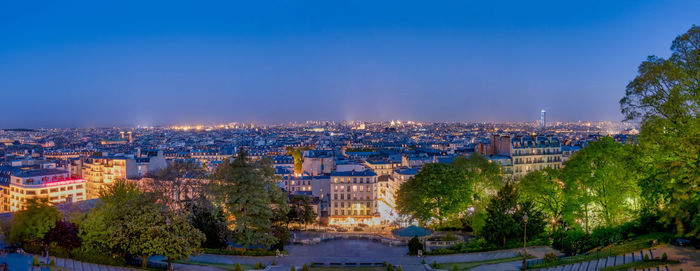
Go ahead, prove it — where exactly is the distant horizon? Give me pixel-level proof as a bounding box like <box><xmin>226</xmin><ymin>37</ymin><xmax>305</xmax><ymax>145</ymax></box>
<box><xmin>0</xmin><ymin>118</ymin><xmax>638</xmax><ymax>130</ymax></box>
<box><xmin>2</xmin><ymin>1</ymin><xmax>698</xmax><ymax>128</ymax></box>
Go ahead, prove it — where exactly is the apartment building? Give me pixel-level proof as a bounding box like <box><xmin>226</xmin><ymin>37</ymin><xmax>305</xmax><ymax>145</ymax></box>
<box><xmin>329</xmin><ymin>170</ymin><xmax>378</xmax><ymax>226</ymax></box>
<box><xmin>0</xmin><ymin>167</ymin><xmax>86</xmax><ymax>212</ymax></box>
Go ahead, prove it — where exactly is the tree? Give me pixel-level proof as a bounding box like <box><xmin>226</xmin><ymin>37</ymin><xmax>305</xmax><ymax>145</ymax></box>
<box><xmin>480</xmin><ymin>183</ymin><xmax>518</xmax><ymax>247</ymax></box>
<box><xmin>396</xmin><ymin>162</ymin><xmax>472</xmax><ymax>226</ymax></box>
<box><xmin>518</xmin><ymin>168</ymin><xmax>566</xmax><ymax>231</ymax></box>
<box><xmin>211</xmin><ymin>149</ymin><xmax>289</xmax><ymax>250</ymax></box>
<box><xmin>191</xmin><ymin>201</ymin><xmax>230</xmax><ymax>249</ymax></box>
<box><xmin>45</xmin><ymin>221</ymin><xmax>81</xmax><ymax>256</ymax></box>
<box><xmin>9</xmin><ymin>198</ymin><xmax>61</xmax><ymax>247</ymax></box>
<box><xmin>146</xmin><ymin>161</ymin><xmax>207</xmax><ymax>214</ymax></box>
<box><xmin>288</xmin><ymin>196</ymin><xmax>317</xmax><ymax>229</ymax></box>
<box><xmin>562</xmin><ymin>137</ymin><xmax>640</xmax><ymax>231</ymax></box>
<box><xmin>80</xmin><ymin>180</ymin><xmax>204</xmax><ymax>268</ymax></box>
<box><xmin>620</xmin><ymin>25</ymin><xmax>700</xmax><ymax>238</ymax></box>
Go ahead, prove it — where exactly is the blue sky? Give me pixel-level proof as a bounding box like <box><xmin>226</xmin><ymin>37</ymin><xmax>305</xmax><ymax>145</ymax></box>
<box><xmin>0</xmin><ymin>1</ymin><xmax>698</xmax><ymax>128</ymax></box>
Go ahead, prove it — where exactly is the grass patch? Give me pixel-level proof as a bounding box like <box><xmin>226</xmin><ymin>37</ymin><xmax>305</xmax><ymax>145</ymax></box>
<box><xmin>436</xmin><ymin>256</ymin><xmax>534</xmax><ymax>270</ymax></box>
<box><xmin>599</xmin><ymin>259</ymin><xmax>680</xmax><ymax>271</ymax></box>
<box><xmin>174</xmin><ymin>260</ymin><xmax>257</xmax><ymax>271</ymax></box>
<box><xmin>530</xmin><ymin>232</ymin><xmax>669</xmax><ymax>269</ymax></box>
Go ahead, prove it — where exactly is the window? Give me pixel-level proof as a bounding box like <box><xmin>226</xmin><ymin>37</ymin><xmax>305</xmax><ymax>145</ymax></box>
<box><xmin>50</xmin><ymin>188</ymin><xmax>58</xmax><ymax>193</ymax></box>
<box><xmin>26</xmin><ymin>191</ymin><xmax>36</xmax><ymax>195</ymax></box>
<box><xmin>40</xmin><ymin>190</ymin><xmax>47</xmax><ymax>194</ymax></box>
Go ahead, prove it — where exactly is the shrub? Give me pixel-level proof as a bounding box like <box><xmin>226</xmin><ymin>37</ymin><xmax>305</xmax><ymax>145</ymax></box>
<box><xmin>543</xmin><ymin>252</ymin><xmax>557</xmax><ymax>263</ymax></box>
<box><xmin>662</xmin><ymin>252</ymin><xmax>668</xmax><ymax>261</ymax></box>
<box><xmin>49</xmin><ymin>258</ymin><xmax>55</xmax><ymax>266</ymax></box>
<box><xmin>235</xmin><ymin>263</ymin><xmax>242</xmax><ymax>271</ymax></box>
<box><xmin>422</xmin><ymin>259</ymin><xmax>426</xmax><ymax>264</ymax></box>
<box><xmin>644</xmin><ymin>254</ymin><xmax>650</xmax><ymax>261</ymax></box>
<box><xmin>397</xmin><ymin>266</ymin><xmax>403</xmax><ymax>271</ymax></box>
<box><xmin>302</xmin><ymin>263</ymin><xmax>308</xmax><ymax>271</ymax></box>
<box><xmin>443</xmin><ymin>233</ymin><xmax>458</xmax><ymax>241</ymax></box>
<box><xmin>310</xmin><ymin>262</ymin><xmax>315</xmax><ymax>267</ymax></box>
<box><xmin>408</xmin><ymin>236</ymin><xmax>423</xmax><ymax>255</ymax></box>
<box><xmin>517</xmin><ymin>251</ymin><xmax>521</xmax><ymax>257</ymax></box>
<box><xmin>387</xmin><ymin>263</ymin><xmax>394</xmax><ymax>271</ymax></box>
<box><xmin>272</xmin><ymin>260</ymin><xmax>276</xmax><ymax>265</ymax></box>
<box><xmin>431</xmin><ymin>260</ymin><xmax>439</xmax><ymax>268</ymax></box>
<box><xmin>50</xmin><ymin>268</ymin><xmax>54</xmax><ymax>271</ymax></box>
<box><xmin>451</xmin><ymin>264</ymin><xmax>458</xmax><ymax>271</ymax></box>
<box><xmin>290</xmin><ymin>266</ymin><xmax>296</xmax><ymax>271</ymax></box>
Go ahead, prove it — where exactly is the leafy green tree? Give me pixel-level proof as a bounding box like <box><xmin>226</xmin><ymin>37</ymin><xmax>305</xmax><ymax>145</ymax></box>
<box><xmin>480</xmin><ymin>183</ymin><xmax>518</xmax><ymax>246</ymax></box>
<box><xmin>9</xmin><ymin>198</ymin><xmax>61</xmax><ymax>247</ymax></box>
<box><xmin>211</xmin><ymin>149</ymin><xmax>289</xmax><ymax>250</ymax></box>
<box><xmin>518</xmin><ymin>168</ymin><xmax>566</xmax><ymax>230</ymax></box>
<box><xmin>620</xmin><ymin>25</ymin><xmax>700</xmax><ymax>238</ymax></box>
<box><xmin>562</xmin><ymin>137</ymin><xmax>640</xmax><ymax>231</ymax></box>
<box><xmin>396</xmin><ymin>162</ymin><xmax>470</xmax><ymax>225</ymax></box>
<box><xmin>80</xmin><ymin>180</ymin><xmax>204</xmax><ymax>268</ymax></box>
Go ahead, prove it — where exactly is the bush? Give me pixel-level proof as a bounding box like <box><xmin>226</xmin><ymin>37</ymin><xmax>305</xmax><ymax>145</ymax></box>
<box><xmin>422</xmin><ymin>259</ymin><xmax>426</xmax><ymax>264</ymax></box>
<box><xmin>543</xmin><ymin>252</ymin><xmax>557</xmax><ymax>263</ymax></box>
<box><xmin>49</xmin><ymin>258</ymin><xmax>55</xmax><ymax>266</ymax></box>
<box><xmin>235</xmin><ymin>263</ymin><xmax>242</xmax><ymax>271</ymax></box>
<box><xmin>662</xmin><ymin>252</ymin><xmax>668</xmax><ymax>261</ymax></box>
<box><xmin>443</xmin><ymin>233</ymin><xmax>458</xmax><ymax>241</ymax></box>
<box><xmin>407</xmin><ymin>236</ymin><xmax>423</xmax><ymax>255</ymax></box>
<box><xmin>32</xmin><ymin>256</ymin><xmax>40</xmax><ymax>266</ymax></box>
<box><xmin>72</xmin><ymin>249</ymin><xmax>125</xmax><ymax>266</ymax></box>
<box><xmin>387</xmin><ymin>263</ymin><xmax>394</xmax><ymax>271</ymax></box>
<box><xmin>397</xmin><ymin>266</ymin><xmax>403</xmax><ymax>271</ymax></box>
<box><xmin>302</xmin><ymin>263</ymin><xmax>308</xmax><ymax>271</ymax></box>
<box><xmin>431</xmin><ymin>260</ymin><xmax>439</xmax><ymax>268</ymax></box>
<box><xmin>290</xmin><ymin>266</ymin><xmax>296</xmax><ymax>271</ymax></box>
<box><xmin>272</xmin><ymin>260</ymin><xmax>276</xmax><ymax>265</ymax></box>
<box><xmin>452</xmin><ymin>264</ymin><xmax>458</xmax><ymax>271</ymax></box>
<box><xmin>644</xmin><ymin>254</ymin><xmax>650</xmax><ymax>261</ymax></box>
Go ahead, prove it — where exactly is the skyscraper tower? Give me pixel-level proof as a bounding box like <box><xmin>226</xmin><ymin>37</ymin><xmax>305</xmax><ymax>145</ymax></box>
<box><xmin>540</xmin><ymin>110</ymin><xmax>546</xmax><ymax>129</ymax></box>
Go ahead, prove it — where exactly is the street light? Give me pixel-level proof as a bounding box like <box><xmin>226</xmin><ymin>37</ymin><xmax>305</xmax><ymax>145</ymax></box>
<box><xmin>522</xmin><ymin>212</ymin><xmax>528</xmax><ymax>270</ymax></box>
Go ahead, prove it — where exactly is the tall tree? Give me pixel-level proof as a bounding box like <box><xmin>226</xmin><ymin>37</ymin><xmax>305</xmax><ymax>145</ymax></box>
<box><xmin>481</xmin><ymin>183</ymin><xmax>519</xmax><ymax>247</ymax></box>
<box><xmin>211</xmin><ymin>149</ymin><xmax>289</xmax><ymax>250</ymax></box>
<box><xmin>620</xmin><ymin>25</ymin><xmax>700</xmax><ymax>238</ymax></box>
<box><xmin>518</xmin><ymin>168</ymin><xmax>566</xmax><ymax>231</ymax></box>
<box><xmin>562</xmin><ymin>137</ymin><xmax>640</xmax><ymax>231</ymax></box>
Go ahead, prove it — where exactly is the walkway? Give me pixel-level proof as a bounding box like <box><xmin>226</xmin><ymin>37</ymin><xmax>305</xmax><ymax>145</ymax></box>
<box><xmin>0</xmin><ymin>253</ymin><xmax>138</xmax><ymax>271</ymax></box>
<box><xmin>529</xmin><ymin>245</ymin><xmax>700</xmax><ymax>271</ymax></box>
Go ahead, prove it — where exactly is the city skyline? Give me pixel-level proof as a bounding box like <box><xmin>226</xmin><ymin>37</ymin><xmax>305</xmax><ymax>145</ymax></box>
<box><xmin>2</xmin><ymin>1</ymin><xmax>699</xmax><ymax>128</ymax></box>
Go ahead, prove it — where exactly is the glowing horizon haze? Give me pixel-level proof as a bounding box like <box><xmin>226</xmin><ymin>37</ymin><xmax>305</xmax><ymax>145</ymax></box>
<box><xmin>1</xmin><ymin>1</ymin><xmax>698</xmax><ymax>128</ymax></box>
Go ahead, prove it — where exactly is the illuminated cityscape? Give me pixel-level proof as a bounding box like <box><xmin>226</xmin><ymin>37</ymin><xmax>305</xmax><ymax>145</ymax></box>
<box><xmin>0</xmin><ymin>1</ymin><xmax>697</xmax><ymax>271</ymax></box>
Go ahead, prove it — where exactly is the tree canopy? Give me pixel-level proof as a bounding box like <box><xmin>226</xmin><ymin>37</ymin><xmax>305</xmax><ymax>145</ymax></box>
<box><xmin>620</xmin><ymin>25</ymin><xmax>699</xmax><ymax>238</ymax></box>
<box><xmin>9</xmin><ymin>198</ymin><xmax>61</xmax><ymax>245</ymax></box>
<box><xmin>211</xmin><ymin>149</ymin><xmax>289</xmax><ymax>249</ymax></box>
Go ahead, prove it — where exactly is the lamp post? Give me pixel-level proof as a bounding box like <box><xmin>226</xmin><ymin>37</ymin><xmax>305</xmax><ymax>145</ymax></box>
<box><xmin>522</xmin><ymin>212</ymin><xmax>528</xmax><ymax>270</ymax></box>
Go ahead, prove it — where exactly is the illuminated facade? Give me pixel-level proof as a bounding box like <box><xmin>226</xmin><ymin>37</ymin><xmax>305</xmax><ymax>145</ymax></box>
<box><xmin>0</xmin><ymin>168</ymin><xmax>86</xmax><ymax>212</ymax></box>
<box><xmin>82</xmin><ymin>156</ymin><xmax>135</xmax><ymax>199</ymax></box>
<box><xmin>329</xmin><ymin>170</ymin><xmax>379</xmax><ymax>225</ymax></box>
<box><xmin>480</xmin><ymin>135</ymin><xmax>562</xmax><ymax>179</ymax></box>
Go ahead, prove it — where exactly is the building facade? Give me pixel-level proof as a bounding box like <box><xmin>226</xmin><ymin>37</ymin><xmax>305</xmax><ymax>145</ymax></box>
<box><xmin>329</xmin><ymin>170</ymin><xmax>378</xmax><ymax>226</ymax></box>
<box><xmin>0</xmin><ymin>168</ymin><xmax>86</xmax><ymax>212</ymax></box>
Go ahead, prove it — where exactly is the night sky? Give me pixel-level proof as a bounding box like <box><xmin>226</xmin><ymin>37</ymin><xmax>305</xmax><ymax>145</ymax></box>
<box><xmin>1</xmin><ymin>1</ymin><xmax>698</xmax><ymax>128</ymax></box>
